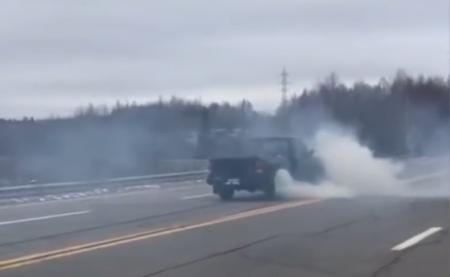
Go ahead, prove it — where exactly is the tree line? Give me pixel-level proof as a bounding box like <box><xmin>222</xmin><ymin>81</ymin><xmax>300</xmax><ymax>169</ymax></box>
<box><xmin>0</xmin><ymin>71</ymin><xmax>448</xmax><ymax>184</ymax></box>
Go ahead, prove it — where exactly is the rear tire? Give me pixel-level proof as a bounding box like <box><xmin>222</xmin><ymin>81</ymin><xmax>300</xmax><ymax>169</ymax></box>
<box><xmin>264</xmin><ymin>177</ymin><xmax>277</xmax><ymax>200</ymax></box>
<box><xmin>218</xmin><ymin>188</ymin><xmax>234</xmax><ymax>201</ymax></box>
<box><xmin>264</xmin><ymin>185</ymin><xmax>276</xmax><ymax>199</ymax></box>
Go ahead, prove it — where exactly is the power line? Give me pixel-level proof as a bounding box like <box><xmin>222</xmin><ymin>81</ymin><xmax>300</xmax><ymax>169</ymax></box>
<box><xmin>281</xmin><ymin>67</ymin><xmax>289</xmax><ymax>105</ymax></box>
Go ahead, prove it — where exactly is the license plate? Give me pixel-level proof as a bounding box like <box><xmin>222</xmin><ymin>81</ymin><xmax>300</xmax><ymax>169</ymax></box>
<box><xmin>225</xmin><ymin>178</ymin><xmax>240</xmax><ymax>185</ymax></box>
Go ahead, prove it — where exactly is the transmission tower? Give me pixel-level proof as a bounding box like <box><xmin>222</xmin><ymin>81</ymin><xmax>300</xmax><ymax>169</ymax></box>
<box><xmin>281</xmin><ymin>67</ymin><xmax>289</xmax><ymax>105</ymax></box>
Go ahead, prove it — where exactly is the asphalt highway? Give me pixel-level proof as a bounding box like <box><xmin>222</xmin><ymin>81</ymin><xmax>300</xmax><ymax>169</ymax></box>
<box><xmin>0</xmin><ymin>177</ymin><xmax>447</xmax><ymax>277</ymax></box>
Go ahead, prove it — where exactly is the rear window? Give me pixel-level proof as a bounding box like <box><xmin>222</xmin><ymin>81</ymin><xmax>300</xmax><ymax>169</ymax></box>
<box><xmin>251</xmin><ymin>139</ymin><xmax>289</xmax><ymax>157</ymax></box>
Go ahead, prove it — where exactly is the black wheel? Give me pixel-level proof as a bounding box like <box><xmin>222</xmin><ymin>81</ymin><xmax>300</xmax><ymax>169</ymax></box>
<box><xmin>264</xmin><ymin>178</ymin><xmax>277</xmax><ymax>200</ymax></box>
<box><xmin>218</xmin><ymin>188</ymin><xmax>234</xmax><ymax>201</ymax></box>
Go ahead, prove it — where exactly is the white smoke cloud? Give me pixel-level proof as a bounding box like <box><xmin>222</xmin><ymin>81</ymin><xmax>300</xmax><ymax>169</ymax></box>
<box><xmin>276</xmin><ymin>127</ymin><xmax>449</xmax><ymax>199</ymax></box>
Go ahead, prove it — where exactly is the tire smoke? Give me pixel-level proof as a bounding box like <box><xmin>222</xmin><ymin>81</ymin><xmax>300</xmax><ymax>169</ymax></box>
<box><xmin>276</xmin><ymin>128</ymin><xmax>449</xmax><ymax>199</ymax></box>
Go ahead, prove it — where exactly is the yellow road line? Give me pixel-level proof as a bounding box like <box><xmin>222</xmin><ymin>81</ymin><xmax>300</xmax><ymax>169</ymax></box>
<box><xmin>0</xmin><ymin>198</ymin><xmax>324</xmax><ymax>271</ymax></box>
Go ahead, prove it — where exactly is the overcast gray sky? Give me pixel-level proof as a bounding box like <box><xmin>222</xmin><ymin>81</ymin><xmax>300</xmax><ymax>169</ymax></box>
<box><xmin>0</xmin><ymin>0</ymin><xmax>448</xmax><ymax>118</ymax></box>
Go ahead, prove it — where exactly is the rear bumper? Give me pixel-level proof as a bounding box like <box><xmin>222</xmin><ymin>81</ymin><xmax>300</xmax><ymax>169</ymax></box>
<box><xmin>207</xmin><ymin>172</ymin><xmax>271</xmax><ymax>192</ymax></box>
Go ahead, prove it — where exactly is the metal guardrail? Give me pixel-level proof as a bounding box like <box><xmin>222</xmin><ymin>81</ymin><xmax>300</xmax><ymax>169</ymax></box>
<box><xmin>0</xmin><ymin>170</ymin><xmax>208</xmax><ymax>200</ymax></box>
<box><xmin>0</xmin><ymin>156</ymin><xmax>445</xmax><ymax>201</ymax></box>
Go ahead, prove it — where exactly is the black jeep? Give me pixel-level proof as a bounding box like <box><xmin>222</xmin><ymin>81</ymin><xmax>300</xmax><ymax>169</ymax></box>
<box><xmin>206</xmin><ymin>136</ymin><xmax>325</xmax><ymax>200</ymax></box>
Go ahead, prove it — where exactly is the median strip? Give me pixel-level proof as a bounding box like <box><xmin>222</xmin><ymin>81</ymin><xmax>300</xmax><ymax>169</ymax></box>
<box><xmin>0</xmin><ymin>198</ymin><xmax>324</xmax><ymax>271</ymax></box>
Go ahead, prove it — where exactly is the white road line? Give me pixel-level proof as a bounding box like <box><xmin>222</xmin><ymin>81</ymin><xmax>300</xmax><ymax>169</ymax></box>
<box><xmin>182</xmin><ymin>193</ymin><xmax>213</xmax><ymax>200</ymax></box>
<box><xmin>164</xmin><ymin>185</ymin><xmax>205</xmax><ymax>192</ymax></box>
<box><xmin>0</xmin><ymin>210</ymin><xmax>91</xmax><ymax>226</ymax></box>
<box><xmin>144</xmin><ymin>185</ymin><xmax>161</xmax><ymax>189</ymax></box>
<box><xmin>392</xmin><ymin>227</ymin><xmax>443</xmax><ymax>251</ymax></box>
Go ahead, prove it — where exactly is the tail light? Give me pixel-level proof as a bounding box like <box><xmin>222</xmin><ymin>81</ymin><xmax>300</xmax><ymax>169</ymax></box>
<box><xmin>255</xmin><ymin>160</ymin><xmax>264</xmax><ymax>173</ymax></box>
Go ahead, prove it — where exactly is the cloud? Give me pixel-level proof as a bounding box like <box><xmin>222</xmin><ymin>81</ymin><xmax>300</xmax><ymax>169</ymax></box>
<box><xmin>0</xmin><ymin>0</ymin><xmax>448</xmax><ymax>118</ymax></box>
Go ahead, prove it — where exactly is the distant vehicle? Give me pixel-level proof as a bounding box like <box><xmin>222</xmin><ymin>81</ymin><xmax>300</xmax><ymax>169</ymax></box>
<box><xmin>206</xmin><ymin>136</ymin><xmax>325</xmax><ymax>200</ymax></box>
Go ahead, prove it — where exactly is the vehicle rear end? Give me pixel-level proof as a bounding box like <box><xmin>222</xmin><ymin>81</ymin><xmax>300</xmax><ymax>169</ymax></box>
<box><xmin>206</xmin><ymin>157</ymin><xmax>275</xmax><ymax>200</ymax></box>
